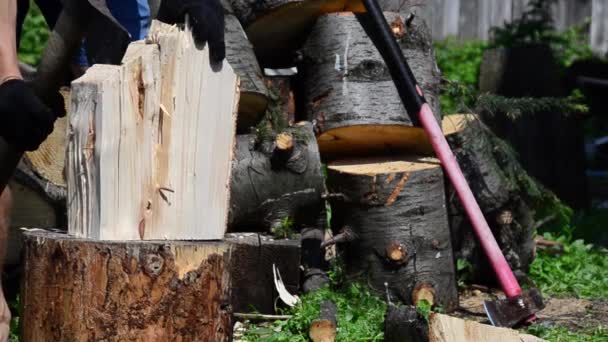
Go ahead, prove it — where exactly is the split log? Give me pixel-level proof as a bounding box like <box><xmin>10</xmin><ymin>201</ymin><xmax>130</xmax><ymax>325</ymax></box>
<box><xmin>224</xmin><ymin>11</ymin><xmax>269</xmax><ymax>132</ymax></box>
<box><xmin>326</xmin><ymin>156</ymin><xmax>458</xmax><ymax>310</ymax></box>
<box><xmin>299</xmin><ymin>13</ymin><xmax>441</xmax><ymax>159</ymax></box>
<box><xmin>384</xmin><ymin>305</ymin><xmax>546</xmax><ymax>342</ymax></box>
<box><xmin>309</xmin><ymin>300</ymin><xmax>337</xmax><ymax>342</ymax></box>
<box><xmin>443</xmin><ymin>114</ymin><xmax>538</xmax><ymax>282</ymax></box>
<box><xmin>20</xmin><ymin>230</ymin><xmax>232</xmax><ymax>341</ymax></box>
<box><xmin>225</xmin><ymin>232</ymin><xmax>301</xmax><ymax>314</ymax></box>
<box><xmin>228</xmin><ymin>122</ymin><xmax>325</xmax><ymax>232</ymax></box>
<box><xmin>67</xmin><ymin>21</ymin><xmax>239</xmax><ymax>240</ymax></box>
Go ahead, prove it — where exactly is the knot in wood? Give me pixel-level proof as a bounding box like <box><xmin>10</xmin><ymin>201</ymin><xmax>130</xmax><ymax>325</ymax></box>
<box><xmin>390</xmin><ymin>17</ymin><xmax>406</xmax><ymax>39</ymax></box>
<box><xmin>386</xmin><ymin>241</ymin><xmax>408</xmax><ymax>264</ymax></box>
<box><xmin>143</xmin><ymin>253</ymin><xmax>164</xmax><ymax>277</ymax></box>
<box><xmin>496</xmin><ymin>210</ymin><xmax>514</xmax><ymax>226</ymax></box>
<box><xmin>412</xmin><ymin>282</ymin><xmax>435</xmax><ymax>307</ymax></box>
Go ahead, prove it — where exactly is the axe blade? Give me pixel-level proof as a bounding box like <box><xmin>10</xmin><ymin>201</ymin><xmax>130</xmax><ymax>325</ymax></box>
<box><xmin>483</xmin><ymin>288</ymin><xmax>545</xmax><ymax>328</ymax></box>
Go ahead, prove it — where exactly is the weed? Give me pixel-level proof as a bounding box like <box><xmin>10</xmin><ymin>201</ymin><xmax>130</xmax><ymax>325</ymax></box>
<box><xmin>271</xmin><ymin>217</ymin><xmax>295</xmax><ymax>239</ymax></box>
<box><xmin>415</xmin><ymin>300</ymin><xmax>432</xmax><ymax>323</ymax></box>
<box><xmin>18</xmin><ymin>2</ymin><xmax>50</xmax><ymax>66</ymax></box>
<box><xmin>527</xmin><ymin>325</ymin><xmax>608</xmax><ymax>342</ymax></box>
<box><xmin>243</xmin><ymin>283</ymin><xmax>386</xmax><ymax>341</ymax></box>
<box><xmin>529</xmin><ymin>233</ymin><xmax>608</xmax><ymax>299</ymax></box>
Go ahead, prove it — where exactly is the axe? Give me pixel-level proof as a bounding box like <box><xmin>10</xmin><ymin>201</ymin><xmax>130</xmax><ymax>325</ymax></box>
<box><xmin>0</xmin><ymin>0</ymin><xmax>131</xmax><ymax>195</ymax></box>
<box><xmin>350</xmin><ymin>0</ymin><xmax>544</xmax><ymax>327</ymax></box>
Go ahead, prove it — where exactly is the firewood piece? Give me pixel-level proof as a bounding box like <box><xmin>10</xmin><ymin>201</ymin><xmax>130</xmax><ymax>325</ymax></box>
<box><xmin>443</xmin><ymin>114</ymin><xmax>537</xmax><ymax>282</ymax></box>
<box><xmin>67</xmin><ymin>22</ymin><xmax>239</xmax><ymax>240</ymax></box>
<box><xmin>225</xmin><ymin>233</ymin><xmax>301</xmax><ymax>314</ymax></box>
<box><xmin>302</xmin><ymin>268</ymin><xmax>330</xmax><ymax>293</ymax></box>
<box><xmin>301</xmin><ymin>226</ymin><xmax>330</xmax><ymax>293</ymax></box>
<box><xmin>320</xmin><ymin>226</ymin><xmax>357</xmax><ymax>249</ymax></box>
<box><xmin>228</xmin><ymin>123</ymin><xmax>325</xmax><ymax>231</ymax></box>
<box><xmin>385</xmin><ymin>305</ymin><xmax>546</xmax><ymax>342</ymax></box>
<box><xmin>309</xmin><ymin>300</ymin><xmax>337</xmax><ymax>342</ymax></box>
<box><xmin>300</xmin><ymin>12</ymin><xmax>441</xmax><ymax>159</ymax></box>
<box><xmin>21</xmin><ymin>230</ymin><xmax>232</xmax><ymax>341</ymax></box>
<box><xmin>224</xmin><ymin>12</ymin><xmax>269</xmax><ymax>132</ymax></box>
<box><xmin>327</xmin><ymin>156</ymin><xmax>458</xmax><ymax>309</ymax></box>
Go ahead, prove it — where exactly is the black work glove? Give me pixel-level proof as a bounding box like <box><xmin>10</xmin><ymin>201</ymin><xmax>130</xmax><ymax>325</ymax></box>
<box><xmin>0</xmin><ymin>79</ymin><xmax>65</xmax><ymax>151</ymax></box>
<box><xmin>157</xmin><ymin>0</ymin><xmax>226</xmax><ymax>63</ymax></box>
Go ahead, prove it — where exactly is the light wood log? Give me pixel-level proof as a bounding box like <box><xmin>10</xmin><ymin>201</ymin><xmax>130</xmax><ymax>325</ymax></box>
<box><xmin>225</xmin><ymin>232</ymin><xmax>301</xmax><ymax>314</ymax></box>
<box><xmin>327</xmin><ymin>156</ymin><xmax>457</xmax><ymax>309</ymax></box>
<box><xmin>300</xmin><ymin>13</ymin><xmax>441</xmax><ymax>159</ymax></box>
<box><xmin>67</xmin><ymin>21</ymin><xmax>239</xmax><ymax>240</ymax></box>
<box><xmin>385</xmin><ymin>305</ymin><xmax>546</xmax><ymax>342</ymax></box>
<box><xmin>443</xmin><ymin>114</ymin><xmax>538</xmax><ymax>282</ymax></box>
<box><xmin>21</xmin><ymin>230</ymin><xmax>232</xmax><ymax>341</ymax></box>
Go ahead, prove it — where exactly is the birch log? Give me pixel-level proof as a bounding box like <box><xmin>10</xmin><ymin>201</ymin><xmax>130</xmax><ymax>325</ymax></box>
<box><xmin>67</xmin><ymin>22</ymin><xmax>239</xmax><ymax>240</ymax></box>
<box><xmin>300</xmin><ymin>13</ymin><xmax>441</xmax><ymax>159</ymax></box>
<box><xmin>327</xmin><ymin>156</ymin><xmax>458</xmax><ymax>309</ymax></box>
<box><xmin>21</xmin><ymin>230</ymin><xmax>232</xmax><ymax>341</ymax></box>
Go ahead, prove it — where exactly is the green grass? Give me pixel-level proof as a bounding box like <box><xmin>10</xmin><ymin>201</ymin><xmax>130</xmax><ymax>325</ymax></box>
<box><xmin>527</xmin><ymin>325</ymin><xmax>608</xmax><ymax>342</ymax></box>
<box><xmin>18</xmin><ymin>2</ymin><xmax>50</xmax><ymax>66</ymax></box>
<box><xmin>243</xmin><ymin>283</ymin><xmax>386</xmax><ymax>342</ymax></box>
<box><xmin>529</xmin><ymin>233</ymin><xmax>608</xmax><ymax>299</ymax></box>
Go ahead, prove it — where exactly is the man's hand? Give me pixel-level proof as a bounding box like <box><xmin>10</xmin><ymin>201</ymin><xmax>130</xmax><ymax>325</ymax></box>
<box><xmin>0</xmin><ymin>79</ymin><xmax>65</xmax><ymax>151</ymax></box>
<box><xmin>157</xmin><ymin>0</ymin><xmax>225</xmax><ymax>63</ymax></box>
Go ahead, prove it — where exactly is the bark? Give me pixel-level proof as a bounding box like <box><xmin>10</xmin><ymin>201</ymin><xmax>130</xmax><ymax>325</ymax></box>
<box><xmin>21</xmin><ymin>230</ymin><xmax>232</xmax><ymax>342</ymax></box>
<box><xmin>443</xmin><ymin>114</ymin><xmax>538</xmax><ymax>282</ymax></box>
<box><xmin>228</xmin><ymin>122</ymin><xmax>325</xmax><ymax>232</ymax></box>
<box><xmin>384</xmin><ymin>305</ymin><xmax>427</xmax><ymax>342</ymax></box>
<box><xmin>326</xmin><ymin>156</ymin><xmax>458</xmax><ymax>310</ymax></box>
<box><xmin>299</xmin><ymin>12</ymin><xmax>441</xmax><ymax>159</ymax></box>
<box><xmin>309</xmin><ymin>300</ymin><xmax>337</xmax><ymax>342</ymax></box>
<box><xmin>225</xmin><ymin>232</ymin><xmax>301</xmax><ymax>314</ymax></box>
<box><xmin>225</xmin><ymin>13</ymin><xmax>269</xmax><ymax>132</ymax></box>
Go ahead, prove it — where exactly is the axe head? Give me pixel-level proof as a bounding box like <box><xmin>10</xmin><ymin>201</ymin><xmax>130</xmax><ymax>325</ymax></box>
<box><xmin>483</xmin><ymin>288</ymin><xmax>545</xmax><ymax>328</ymax></box>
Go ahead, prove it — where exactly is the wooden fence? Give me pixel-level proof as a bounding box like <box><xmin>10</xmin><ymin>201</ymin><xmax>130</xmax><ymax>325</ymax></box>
<box><xmin>386</xmin><ymin>0</ymin><xmax>608</xmax><ymax>54</ymax></box>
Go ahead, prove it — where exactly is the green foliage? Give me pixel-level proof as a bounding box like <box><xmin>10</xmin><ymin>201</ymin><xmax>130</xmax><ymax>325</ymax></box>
<box><xmin>529</xmin><ymin>233</ymin><xmax>608</xmax><ymax>299</ymax></box>
<box><xmin>551</xmin><ymin>21</ymin><xmax>595</xmax><ymax>68</ymax></box>
<box><xmin>9</xmin><ymin>296</ymin><xmax>19</xmax><ymax>342</ymax></box>
<box><xmin>243</xmin><ymin>283</ymin><xmax>386</xmax><ymax>341</ymax></box>
<box><xmin>434</xmin><ymin>38</ymin><xmax>488</xmax><ymax>114</ymax></box>
<box><xmin>527</xmin><ymin>325</ymin><xmax>608</xmax><ymax>342</ymax></box>
<box><xmin>271</xmin><ymin>217</ymin><xmax>295</xmax><ymax>239</ymax></box>
<box><xmin>415</xmin><ymin>299</ymin><xmax>431</xmax><ymax>323</ymax></box>
<box><xmin>456</xmin><ymin>258</ymin><xmax>473</xmax><ymax>288</ymax></box>
<box><xmin>491</xmin><ymin>0</ymin><xmax>558</xmax><ymax>48</ymax></box>
<box><xmin>18</xmin><ymin>2</ymin><xmax>50</xmax><ymax>66</ymax></box>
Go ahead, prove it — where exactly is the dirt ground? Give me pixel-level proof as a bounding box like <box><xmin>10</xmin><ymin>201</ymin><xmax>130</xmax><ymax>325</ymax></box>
<box><xmin>455</xmin><ymin>286</ymin><xmax>608</xmax><ymax>332</ymax></box>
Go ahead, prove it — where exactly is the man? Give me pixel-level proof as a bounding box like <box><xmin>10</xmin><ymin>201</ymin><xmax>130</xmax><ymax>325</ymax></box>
<box><xmin>0</xmin><ymin>1</ymin><xmax>225</xmax><ymax>340</ymax></box>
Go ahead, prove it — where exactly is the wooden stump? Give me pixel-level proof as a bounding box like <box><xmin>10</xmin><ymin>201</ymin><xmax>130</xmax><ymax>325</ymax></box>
<box><xmin>21</xmin><ymin>230</ymin><xmax>232</xmax><ymax>341</ymax></box>
<box><xmin>443</xmin><ymin>114</ymin><xmax>538</xmax><ymax>282</ymax></box>
<box><xmin>224</xmin><ymin>11</ymin><xmax>269</xmax><ymax>132</ymax></box>
<box><xmin>327</xmin><ymin>156</ymin><xmax>458</xmax><ymax>309</ymax></box>
<box><xmin>225</xmin><ymin>233</ymin><xmax>300</xmax><ymax>314</ymax></box>
<box><xmin>309</xmin><ymin>300</ymin><xmax>337</xmax><ymax>342</ymax></box>
<box><xmin>228</xmin><ymin>122</ymin><xmax>325</xmax><ymax>232</ymax></box>
<box><xmin>300</xmin><ymin>13</ymin><xmax>441</xmax><ymax>159</ymax></box>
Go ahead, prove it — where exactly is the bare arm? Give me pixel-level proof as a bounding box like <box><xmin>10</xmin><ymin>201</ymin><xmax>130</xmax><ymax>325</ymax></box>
<box><xmin>0</xmin><ymin>0</ymin><xmax>21</xmax><ymax>81</ymax></box>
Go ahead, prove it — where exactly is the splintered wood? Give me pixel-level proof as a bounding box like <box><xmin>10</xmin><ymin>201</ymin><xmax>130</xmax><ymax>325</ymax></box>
<box><xmin>68</xmin><ymin>21</ymin><xmax>239</xmax><ymax>240</ymax></box>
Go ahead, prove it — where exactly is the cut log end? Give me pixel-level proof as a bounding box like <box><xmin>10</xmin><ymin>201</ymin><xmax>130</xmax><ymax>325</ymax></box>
<box><xmin>317</xmin><ymin>125</ymin><xmax>433</xmax><ymax>159</ymax></box>
<box><xmin>328</xmin><ymin>155</ymin><xmax>440</xmax><ymax>175</ymax></box>
<box><xmin>412</xmin><ymin>282</ymin><xmax>436</xmax><ymax>307</ymax></box>
<box><xmin>386</xmin><ymin>241</ymin><xmax>407</xmax><ymax>263</ymax></box>
<box><xmin>309</xmin><ymin>300</ymin><xmax>337</xmax><ymax>342</ymax></box>
<box><xmin>276</xmin><ymin>132</ymin><xmax>294</xmax><ymax>151</ymax></box>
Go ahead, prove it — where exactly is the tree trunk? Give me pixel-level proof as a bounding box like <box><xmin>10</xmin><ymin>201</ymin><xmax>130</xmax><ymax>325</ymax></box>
<box><xmin>21</xmin><ymin>230</ymin><xmax>232</xmax><ymax>342</ymax></box>
<box><xmin>225</xmin><ymin>232</ymin><xmax>300</xmax><ymax>314</ymax></box>
<box><xmin>326</xmin><ymin>156</ymin><xmax>458</xmax><ymax>310</ymax></box>
<box><xmin>299</xmin><ymin>12</ymin><xmax>441</xmax><ymax>160</ymax></box>
<box><xmin>309</xmin><ymin>300</ymin><xmax>337</xmax><ymax>342</ymax></box>
<box><xmin>443</xmin><ymin>114</ymin><xmax>538</xmax><ymax>282</ymax></box>
<box><xmin>384</xmin><ymin>305</ymin><xmax>546</xmax><ymax>342</ymax></box>
<box><xmin>228</xmin><ymin>122</ymin><xmax>325</xmax><ymax>232</ymax></box>
<box><xmin>224</xmin><ymin>12</ymin><xmax>268</xmax><ymax>132</ymax></box>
